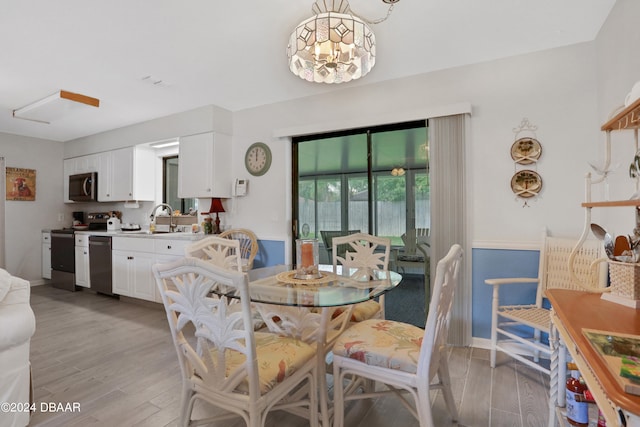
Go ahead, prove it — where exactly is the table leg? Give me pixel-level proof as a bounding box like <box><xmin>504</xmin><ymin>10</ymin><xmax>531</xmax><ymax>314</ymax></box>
<box><xmin>548</xmin><ymin>318</ymin><xmax>566</xmax><ymax>427</ymax></box>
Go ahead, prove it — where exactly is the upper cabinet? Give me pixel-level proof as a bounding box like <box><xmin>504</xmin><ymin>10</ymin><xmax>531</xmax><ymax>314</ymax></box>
<box><xmin>64</xmin><ymin>146</ymin><xmax>155</xmax><ymax>203</ymax></box>
<box><xmin>178</xmin><ymin>132</ymin><xmax>232</xmax><ymax>198</ymax></box>
<box><xmin>98</xmin><ymin>146</ymin><xmax>155</xmax><ymax>202</ymax></box>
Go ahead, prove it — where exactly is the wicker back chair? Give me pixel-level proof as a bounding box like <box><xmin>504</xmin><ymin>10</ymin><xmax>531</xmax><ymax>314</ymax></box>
<box><xmin>219</xmin><ymin>228</ymin><xmax>258</xmax><ymax>271</ymax></box>
<box><xmin>485</xmin><ymin>229</ymin><xmax>607</xmax><ymax>374</ymax></box>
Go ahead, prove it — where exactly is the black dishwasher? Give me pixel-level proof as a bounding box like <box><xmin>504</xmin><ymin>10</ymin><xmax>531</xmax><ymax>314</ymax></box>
<box><xmin>89</xmin><ymin>235</ymin><xmax>113</xmax><ymax>296</ymax></box>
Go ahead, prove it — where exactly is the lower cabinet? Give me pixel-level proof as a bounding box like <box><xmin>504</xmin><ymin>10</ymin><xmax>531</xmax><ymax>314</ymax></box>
<box><xmin>112</xmin><ymin>236</ymin><xmax>190</xmax><ymax>303</ymax></box>
<box><xmin>112</xmin><ymin>250</ymin><xmax>156</xmax><ymax>301</ymax></box>
<box><xmin>75</xmin><ymin>234</ymin><xmax>90</xmax><ymax>288</ymax></box>
<box><xmin>42</xmin><ymin>232</ymin><xmax>51</xmax><ymax>279</ymax></box>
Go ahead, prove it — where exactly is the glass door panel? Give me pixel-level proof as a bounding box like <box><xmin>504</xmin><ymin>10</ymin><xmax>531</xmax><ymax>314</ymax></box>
<box><xmin>375</xmin><ymin>174</ymin><xmax>406</xmax><ymax>246</ymax></box>
<box><xmin>415</xmin><ymin>172</ymin><xmax>430</xmax><ymax>231</ymax></box>
<box><xmin>298</xmin><ymin>179</ymin><xmax>316</xmax><ymax>238</ymax></box>
<box><xmin>347</xmin><ymin>176</ymin><xmax>368</xmax><ymax>233</ymax></box>
<box><xmin>316</xmin><ymin>178</ymin><xmax>341</xmax><ymax>233</ymax></box>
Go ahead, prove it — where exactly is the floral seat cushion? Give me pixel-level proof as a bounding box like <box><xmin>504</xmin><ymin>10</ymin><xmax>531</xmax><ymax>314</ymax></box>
<box><xmin>207</xmin><ymin>332</ymin><xmax>316</xmax><ymax>394</ymax></box>
<box><xmin>330</xmin><ymin>300</ymin><xmax>380</xmax><ymax>322</ymax></box>
<box><xmin>349</xmin><ymin>300</ymin><xmax>381</xmax><ymax>322</ymax></box>
<box><xmin>332</xmin><ymin>319</ymin><xmax>423</xmax><ymax>374</ymax></box>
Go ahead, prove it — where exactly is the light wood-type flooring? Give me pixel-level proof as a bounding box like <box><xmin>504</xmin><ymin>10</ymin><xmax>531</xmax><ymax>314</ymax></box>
<box><xmin>27</xmin><ymin>285</ymin><xmax>550</xmax><ymax>427</ymax></box>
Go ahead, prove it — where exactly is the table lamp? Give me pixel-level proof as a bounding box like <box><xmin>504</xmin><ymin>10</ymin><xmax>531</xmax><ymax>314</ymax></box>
<box><xmin>205</xmin><ymin>198</ymin><xmax>225</xmax><ymax>234</ymax></box>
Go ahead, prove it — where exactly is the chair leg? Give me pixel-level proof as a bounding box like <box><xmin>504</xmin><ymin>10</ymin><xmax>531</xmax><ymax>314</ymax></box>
<box><xmin>332</xmin><ymin>364</ymin><xmax>346</xmax><ymax>427</ymax></box>
<box><xmin>416</xmin><ymin>387</ymin><xmax>435</xmax><ymax>427</ymax></box>
<box><xmin>490</xmin><ymin>286</ymin><xmax>499</xmax><ymax>368</ymax></box>
<box><xmin>534</xmin><ymin>329</ymin><xmax>541</xmax><ymax>362</ymax></box>
<box><xmin>180</xmin><ymin>390</ymin><xmax>196</xmax><ymax>427</ymax></box>
<box><xmin>438</xmin><ymin>358</ymin><xmax>459</xmax><ymax>422</ymax></box>
<box><xmin>318</xmin><ymin>362</ymin><xmax>331</xmax><ymax>427</ymax></box>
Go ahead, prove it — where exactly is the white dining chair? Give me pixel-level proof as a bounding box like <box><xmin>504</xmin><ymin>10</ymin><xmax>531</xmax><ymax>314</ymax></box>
<box><xmin>332</xmin><ymin>244</ymin><xmax>463</xmax><ymax>427</ymax></box>
<box><xmin>153</xmin><ymin>257</ymin><xmax>319</xmax><ymax>427</ymax></box>
<box><xmin>332</xmin><ymin>232</ymin><xmax>392</xmax><ymax>321</ymax></box>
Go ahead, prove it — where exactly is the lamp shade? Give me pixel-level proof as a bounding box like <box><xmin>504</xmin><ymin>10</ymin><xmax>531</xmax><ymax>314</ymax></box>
<box><xmin>287</xmin><ymin>10</ymin><xmax>375</xmax><ymax>84</ymax></box>
<box><xmin>204</xmin><ymin>198</ymin><xmax>225</xmax><ymax>214</ymax></box>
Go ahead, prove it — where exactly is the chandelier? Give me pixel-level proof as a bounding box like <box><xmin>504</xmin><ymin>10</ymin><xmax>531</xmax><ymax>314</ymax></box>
<box><xmin>287</xmin><ymin>0</ymin><xmax>399</xmax><ymax>84</ymax></box>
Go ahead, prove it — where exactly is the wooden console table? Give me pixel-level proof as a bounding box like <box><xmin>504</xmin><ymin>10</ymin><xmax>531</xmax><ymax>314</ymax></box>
<box><xmin>548</xmin><ymin>289</ymin><xmax>640</xmax><ymax>426</ymax></box>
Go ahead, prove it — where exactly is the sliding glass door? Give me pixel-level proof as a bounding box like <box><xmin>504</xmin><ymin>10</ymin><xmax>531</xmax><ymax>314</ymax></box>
<box><xmin>293</xmin><ymin>120</ymin><xmax>428</xmax><ymax>258</ymax></box>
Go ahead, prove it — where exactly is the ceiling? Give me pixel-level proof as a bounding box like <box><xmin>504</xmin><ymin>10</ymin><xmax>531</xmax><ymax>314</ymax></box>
<box><xmin>0</xmin><ymin>0</ymin><xmax>616</xmax><ymax>142</ymax></box>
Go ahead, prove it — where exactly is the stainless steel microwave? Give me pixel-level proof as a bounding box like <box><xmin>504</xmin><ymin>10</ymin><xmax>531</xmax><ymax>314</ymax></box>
<box><xmin>69</xmin><ymin>172</ymin><xmax>97</xmax><ymax>202</ymax></box>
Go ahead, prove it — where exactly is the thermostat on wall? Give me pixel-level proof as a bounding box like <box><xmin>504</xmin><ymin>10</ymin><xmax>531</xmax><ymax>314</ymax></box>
<box><xmin>234</xmin><ymin>179</ymin><xmax>247</xmax><ymax>197</ymax></box>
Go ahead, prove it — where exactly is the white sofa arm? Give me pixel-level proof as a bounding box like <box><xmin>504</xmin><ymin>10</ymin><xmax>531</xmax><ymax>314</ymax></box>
<box><xmin>0</xmin><ymin>272</ymin><xmax>35</xmax><ymax>351</ymax></box>
<box><xmin>0</xmin><ymin>269</ymin><xmax>35</xmax><ymax>427</ymax></box>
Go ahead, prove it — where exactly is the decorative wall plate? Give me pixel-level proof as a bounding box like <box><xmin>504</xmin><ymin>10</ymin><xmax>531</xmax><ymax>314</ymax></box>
<box><xmin>510</xmin><ymin>170</ymin><xmax>542</xmax><ymax>198</ymax></box>
<box><xmin>510</xmin><ymin>137</ymin><xmax>542</xmax><ymax>165</ymax></box>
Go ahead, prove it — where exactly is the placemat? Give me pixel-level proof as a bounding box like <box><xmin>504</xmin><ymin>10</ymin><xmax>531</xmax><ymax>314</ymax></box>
<box><xmin>276</xmin><ymin>271</ymin><xmax>336</xmax><ymax>286</ymax></box>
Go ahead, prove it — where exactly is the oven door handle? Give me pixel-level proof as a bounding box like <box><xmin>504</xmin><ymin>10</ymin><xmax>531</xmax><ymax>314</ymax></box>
<box><xmin>52</xmin><ymin>233</ymin><xmax>74</xmax><ymax>239</ymax></box>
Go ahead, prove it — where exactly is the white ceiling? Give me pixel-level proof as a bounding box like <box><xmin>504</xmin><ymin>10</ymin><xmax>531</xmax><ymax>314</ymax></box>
<box><xmin>0</xmin><ymin>0</ymin><xmax>616</xmax><ymax>142</ymax></box>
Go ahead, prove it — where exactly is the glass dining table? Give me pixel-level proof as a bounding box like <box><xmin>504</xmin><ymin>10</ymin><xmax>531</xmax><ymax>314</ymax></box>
<box><xmin>246</xmin><ymin>264</ymin><xmax>403</xmax><ymax>307</ymax></box>
<box><xmin>244</xmin><ymin>264</ymin><xmax>403</xmax><ymax>427</ymax></box>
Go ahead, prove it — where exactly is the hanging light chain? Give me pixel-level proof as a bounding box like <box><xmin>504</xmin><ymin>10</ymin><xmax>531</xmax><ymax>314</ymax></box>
<box><xmin>312</xmin><ymin>0</ymin><xmax>398</xmax><ymax>25</ymax></box>
<box><xmin>359</xmin><ymin>3</ymin><xmax>395</xmax><ymax>25</ymax></box>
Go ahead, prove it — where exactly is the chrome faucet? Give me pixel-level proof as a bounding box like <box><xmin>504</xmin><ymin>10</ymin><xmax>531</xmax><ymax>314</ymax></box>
<box><xmin>149</xmin><ymin>203</ymin><xmax>176</xmax><ymax>232</ymax></box>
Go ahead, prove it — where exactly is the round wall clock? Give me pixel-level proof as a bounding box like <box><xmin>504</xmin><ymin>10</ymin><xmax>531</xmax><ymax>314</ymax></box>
<box><xmin>510</xmin><ymin>170</ymin><xmax>542</xmax><ymax>198</ymax></box>
<box><xmin>245</xmin><ymin>142</ymin><xmax>272</xmax><ymax>176</ymax></box>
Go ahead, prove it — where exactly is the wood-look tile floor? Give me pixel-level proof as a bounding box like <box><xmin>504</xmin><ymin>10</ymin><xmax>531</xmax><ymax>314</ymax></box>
<box><xmin>27</xmin><ymin>285</ymin><xmax>550</xmax><ymax>427</ymax></box>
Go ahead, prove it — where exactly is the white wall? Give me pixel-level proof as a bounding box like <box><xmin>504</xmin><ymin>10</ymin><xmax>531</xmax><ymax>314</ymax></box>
<box><xmin>0</xmin><ymin>133</ymin><xmax>69</xmax><ymax>280</ymax></box>
<box><xmin>230</xmin><ymin>42</ymin><xmax>601</xmax><ymax>253</ymax></box>
<box><xmin>593</xmin><ymin>0</ymin><xmax>640</xmax><ymax>236</ymax></box>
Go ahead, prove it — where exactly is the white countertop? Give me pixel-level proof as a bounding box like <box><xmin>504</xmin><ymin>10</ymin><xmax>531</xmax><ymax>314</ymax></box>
<box><xmin>46</xmin><ymin>229</ymin><xmax>206</xmax><ymax>241</ymax></box>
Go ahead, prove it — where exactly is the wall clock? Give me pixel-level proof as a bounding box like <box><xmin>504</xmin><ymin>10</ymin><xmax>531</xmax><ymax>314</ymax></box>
<box><xmin>245</xmin><ymin>142</ymin><xmax>272</xmax><ymax>177</ymax></box>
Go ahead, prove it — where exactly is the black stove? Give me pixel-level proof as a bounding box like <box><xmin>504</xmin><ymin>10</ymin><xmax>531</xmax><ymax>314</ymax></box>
<box><xmin>50</xmin><ymin>228</ymin><xmax>75</xmax><ymax>234</ymax></box>
<box><xmin>50</xmin><ymin>228</ymin><xmax>77</xmax><ymax>291</ymax></box>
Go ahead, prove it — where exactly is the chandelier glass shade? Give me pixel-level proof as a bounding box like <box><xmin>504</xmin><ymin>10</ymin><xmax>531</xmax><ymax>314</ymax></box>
<box><xmin>287</xmin><ymin>10</ymin><xmax>376</xmax><ymax>84</ymax></box>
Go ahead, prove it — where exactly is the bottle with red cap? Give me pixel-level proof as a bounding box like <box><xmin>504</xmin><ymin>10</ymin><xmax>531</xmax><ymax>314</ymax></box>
<box><xmin>566</xmin><ymin>370</ymin><xmax>589</xmax><ymax>426</ymax></box>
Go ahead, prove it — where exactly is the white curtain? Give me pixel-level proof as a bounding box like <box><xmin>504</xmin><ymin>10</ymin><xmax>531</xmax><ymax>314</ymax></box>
<box><xmin>0</xmin><ymin>157</ymin><xmax>5</xmax><ymax>269</ymax></box>
<box><xmin>429</xmin><ymin>114</ymin><xmax>469</xmax><ymax>346</ymax></box>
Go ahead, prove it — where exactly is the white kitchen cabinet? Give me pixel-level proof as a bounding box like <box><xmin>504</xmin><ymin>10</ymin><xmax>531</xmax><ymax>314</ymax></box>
<box><xmin>112</xmin><ymin>250</ymin><xmax>156</xmax><ymax>301</ymax></box>
<box><xmin>154</xmin><ymin>238</ymin><xmax>189</xmax><ymax>257</ymax></box>
<box><xmin>112</xmin><ymin>236</ymin><xmax>157</xmax><ymax>301</ymax></box>
<box><xmin>111</xmin><ymin>250</ymin><xmax>131</xmax><ymax>296</ymax></box>
<box><xmin>74</xmin><ymin>234</ymin><xmax>91</xmax><ymax>288</ymax></box>
<box><xmin>178</xmin><ymin>132</ymin><xmax>232</xmax><ymax>198</ymax></box>
<box><xmin>63</xmin><ymin>154</ymin><xmax>99</xmax><ymax>203</ymax></box>
<box><xmin>42</xmin><ymin>231</ymin><xmax>51</xmax><ymax>279</ymax></box>
<box><xmin>98</xmin><ymin>146</ymin><xmax>155</xmax><ymax>202</ymax></box>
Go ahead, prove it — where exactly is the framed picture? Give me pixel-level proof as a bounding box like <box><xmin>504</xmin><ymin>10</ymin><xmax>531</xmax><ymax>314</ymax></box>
<box><xmin>6</xmin><ymin>167</ymin><xmax>36</xmax><ymax>201</ymax></box>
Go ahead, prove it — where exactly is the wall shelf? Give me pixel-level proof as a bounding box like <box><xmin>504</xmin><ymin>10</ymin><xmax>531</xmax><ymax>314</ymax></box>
<box><xmin>601</xmin><ymin>97</ymin><xmax>640</xmax><ymax>131</ymax></box>
<box><xmin>582</xmin><ymin>200</ymin><xmax>640</xmax><ymax>208</ymax></box>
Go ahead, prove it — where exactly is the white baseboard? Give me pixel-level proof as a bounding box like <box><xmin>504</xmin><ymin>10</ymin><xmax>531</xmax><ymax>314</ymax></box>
<box><xmin>470</xmin><ymin>337</ymin><xmax>550</xmax><ymax>360</ymax></box>
<box><xmin>30</xmin><ymin>279</ymin><xmax>48</xmax><ymax>287</ymax></box>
